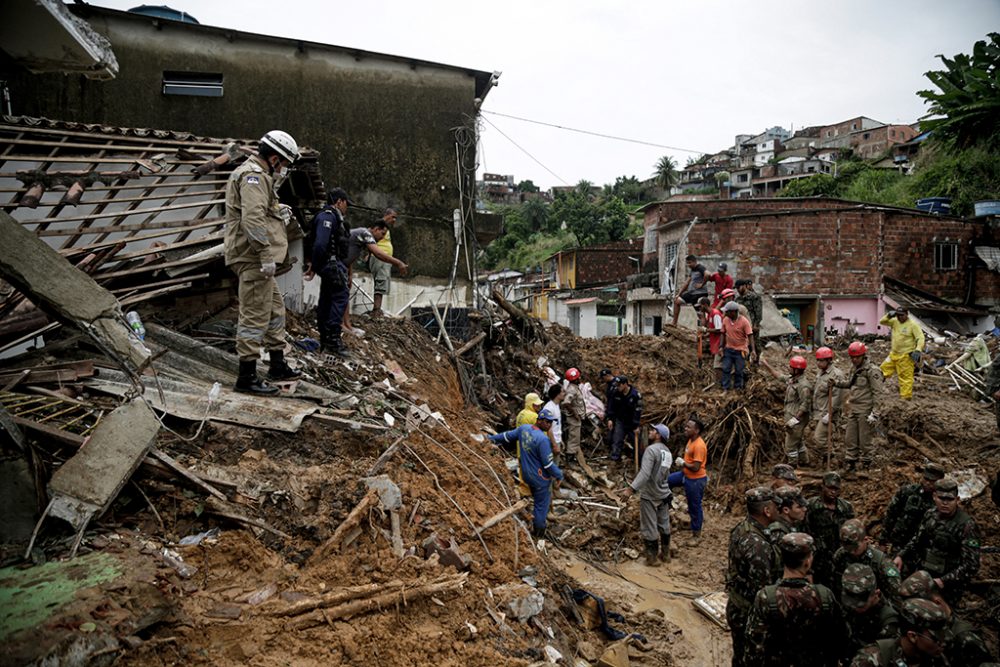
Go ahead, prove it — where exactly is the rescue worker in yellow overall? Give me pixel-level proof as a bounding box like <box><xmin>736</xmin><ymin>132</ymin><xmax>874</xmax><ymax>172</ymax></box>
<box><xmin>224</xmin><ymin>130</ymin><xmax>302</xmax><ymax>394</ymax></box>
<box><xmin>879</xmin><ymin>306</ymin><xmax>925</xmax><ymax>400</ymax></box>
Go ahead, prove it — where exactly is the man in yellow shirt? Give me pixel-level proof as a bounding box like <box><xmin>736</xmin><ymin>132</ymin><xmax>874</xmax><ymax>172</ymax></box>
<box><xmin>367</xmin><ymin>208</ymin><xmax>398</xmax><ymax>315</ymax></box>
<box><xmin>879</xmin><ymin>306</ymin><xmax>925</xmax><ymax>400</ymax></box>
<box><xmin>516</xmin><ymin>392</ymin><xmax>543</xmax><ymax>426</ymax></box>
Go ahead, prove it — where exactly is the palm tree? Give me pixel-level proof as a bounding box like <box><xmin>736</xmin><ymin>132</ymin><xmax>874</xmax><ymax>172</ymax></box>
<box><xmin>653</xmin><ymin>155</ymin><xmax>678</xmax><ymax>191</ymax></box>
<box><xmin>575</xmin><ymin>179</ymin><xmax>594</xmax><ymax>198</ymax></box>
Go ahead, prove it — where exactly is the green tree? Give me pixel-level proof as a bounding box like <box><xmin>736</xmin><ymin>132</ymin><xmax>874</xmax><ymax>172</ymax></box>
<box><xmin>714</xmin><ymin>171</ymin><xmax>731</xmax><ymax>188</ymax></box>
<box><xmin>521</xmin><ymin>198</ymin><xmax>550</xmax><ymax>232</ymax></box>
<box><xmin>918</xmin><ymin>32</ymin><xmax>1000</xmax><ymax>148</ymax></box>
<box><xmin>777</xmin><ymin>174</ymin><xmax>839</xmax><ymax>198</ymax></box>
<box><xmin>516</xmin><ymin>179</ymin><xmax>540</xmax><ymax>193</ymax></box>
<box><xmin>575</xmin><ymin>179</ymin><xmax>595</xmax><ymax>199</ymax></box>
<box><xmin>600</xmin><ymin>196</ymin><xmax>631</xmax><ymax>242</ymax></box>
<box><xmin>609</xmin><ymin>175</ymin><xmax>649</xmax><ymax>204</ymax></box>
<box><xmin>653</xmin><ymin>155</ymin><xmax>679</xmax><ymax>190</ymax></box>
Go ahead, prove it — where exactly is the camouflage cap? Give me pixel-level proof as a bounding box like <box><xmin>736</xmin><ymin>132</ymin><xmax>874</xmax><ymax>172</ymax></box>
<box><xmin>899</xmin><ymin>570</ymin><xmax>940</xmax><ymax>600</ymax></box>
<box><xmin>841</xmin><ymin>563</ymin><xmax>877</xmax><ymax>610</ymax></box>
<box><xmin>779</xmin><ymin>532</ymin><xmax>814</xmax><ymax>556</ymax></box>
<box><xmin>922</xmin><ymin>462</ymin><xmax>946</xmax><ymax>481</ymax></box>
<box><xmin>822</xmin><ymin>471</ymin><xmax>842</xmax><ymax>488</ymax></box>
<box><xmin>839</xmin><ymin>518</ymin><xmax>867</xmax><ymax>547</ymax></box>
<box><xmin>898</xmin><ymin>598</ymin><xmax>949</xmax><ymax>632</ymax></box>
<box><xmin>934</xmin><ymin>477</ymin><xmax>958</xmax><ymax>499</ymax></box>
<box><xmin>771</xmin><ymin>463</ymin><xmax>799</xmax><ymax>483</ymax></box>
<box><xmin>745</xmin><ymin>486</ymin><xmax>775</xmax><ymax>504</ymax></box>
<box><xmin>774</xmin><ymin>485</ymin><xmax>805</xmax><ymax>509</ymax></box>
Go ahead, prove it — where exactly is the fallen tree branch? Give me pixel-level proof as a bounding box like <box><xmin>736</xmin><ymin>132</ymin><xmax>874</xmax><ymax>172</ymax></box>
<box><xmin>288</xmin><ymin>573</ymin><xmax>469</xmax><ymax>630</ymax></box>
<box><xmin>311</xmin><ymin>487</ymin><xmax>380</xmax><ymax>562</ymax></box>
<box><xmin>204</xmin><ymin>497</ymin><xmax>291</xmax><ymax>539</ymax></box>
<box><xmin>268</xmin><ymin>580</ymin><xmax>405</xmax><ymax>617</ymax></box>
<box><xmin>366</xmin><ymin>435</ymin><xmax>407</xmax><ymax>476</ymax></box>
<box><xmin>476</xmin><ymin>498</ymin><xmax>530</xmax><ymax>535</ymax></box>
<box><xmin>888</xmin><ymin>429</ymin><xmax>944</xmax><ymax>465</ymax></box>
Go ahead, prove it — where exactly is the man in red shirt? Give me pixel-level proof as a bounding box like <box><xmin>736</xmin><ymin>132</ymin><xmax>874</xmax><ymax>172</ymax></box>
<box><xmin>699</xmin><ymin>297</ymin><xmax>724</xmax><ymax>385</ymax></box>
<box><xmin>709</xmin><ymin>262</ymin><xmax>734</xmax><ymax>308</ymax></box>
<box><xmin>721</xmin><ymin>301</ymin><xmax>755</xmax><ymax>390</ymax></box>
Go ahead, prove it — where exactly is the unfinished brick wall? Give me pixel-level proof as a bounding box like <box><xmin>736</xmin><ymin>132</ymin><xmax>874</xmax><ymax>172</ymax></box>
<box><xmin>679</xmin><ymin>209</ymin><xmax>981</xmax><ymax>301</ymax></box>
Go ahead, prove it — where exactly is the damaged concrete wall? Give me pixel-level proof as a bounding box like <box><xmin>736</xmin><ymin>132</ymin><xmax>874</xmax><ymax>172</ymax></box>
<box><xmin>1</xmin><ymin>6</ymin><xmax>488</xmax><ymax>280</ymax></box>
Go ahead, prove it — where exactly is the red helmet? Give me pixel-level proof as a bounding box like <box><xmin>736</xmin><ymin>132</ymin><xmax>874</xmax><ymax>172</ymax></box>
<box><xmin>789</xmin><ymin>355</ymin><xmax>808</xmax><ymax>370</ymax></box>
<box><xmin>721</xmin><ymin>288</ymin><xmax>736</xmax><ymax>299</ymax></box>
<box><xmin>815</xmin><ymin>347</ymin><xmax>834</xmax><ymax>360</ymax></box>
<box><xmin>565</xmin><ymin>367</ymin><xmax>580</xmax><ymax>381</ymax></box>
<box><xmin>848</xmin><ymin>341</ymin><xmax>868</xmax><ymax>357</ymax></box>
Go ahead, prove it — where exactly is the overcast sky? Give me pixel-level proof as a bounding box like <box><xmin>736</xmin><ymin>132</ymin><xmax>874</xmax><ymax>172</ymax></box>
<box><xmin>91</xmin><ymin>0</ymin><xmax>1000</xmax><ymax>190</ymax></box>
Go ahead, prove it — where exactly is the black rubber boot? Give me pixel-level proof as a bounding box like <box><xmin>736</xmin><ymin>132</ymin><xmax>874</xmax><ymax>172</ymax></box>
<box><xmin>644</xmin><ymin>539</ymin><xmax>660</xmax><ymax>567</ymax></box>
<box><xmin>267</xmin><ymin>349</ymin><xmax>301</xmax><ymax>380</ymax></box>
<box><xmin>235</xmin><ymin>359</ymin><xmax>279</xmax><ymax>395</ymax></box>
<box><xmin>660</xmin><ymin>532</ymin><xmax>671</xmax><ymax>563</ymax></box>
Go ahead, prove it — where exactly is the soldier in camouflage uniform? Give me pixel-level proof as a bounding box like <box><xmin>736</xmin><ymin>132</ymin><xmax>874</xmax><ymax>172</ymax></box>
<box><xmin>895</xmin><ymin>478</ymin><xmax>981</xmax><ymax>607</ymax></box>
<box><xmin>811</xmin><ymin>347</ymin><xmax>846</xmax><ymax>456</ymax></box>
<box><xmin>745</xmin><ymin>533</ymin><xmax>849</xmax><ymax>667</ymax></box>
<box><xmin>898</xmin><ymin>570</ymin><xmax>992</xmax><ymax>667</ymax></box>
<box><xmin>987</xmin><ymin>352</ymin><xmax>1000</xmax><ymax>431</ymax></box>
<box><xmin>831</xmin><ymin>519</ymin><xmax>901</xmax><ymax>605</ymax></box>
<box><xmin>850</xmin><ymin>597</ymin><xmax>951</xmax><ymax>666</ymax></box>
<box><xmin>840</xmin><ymin>563</ymin><xmax>900</xmax><ymax>660</ymax></box>
<box><xmin>725</xmin><ymin>487</ymin><xmax>781</xmax><ymax>667</ymax></box>
<box><xmin>761</xmin><ymin>355</ymin><xmax>813</xmax><ymax>466</ymax></box>
<box><xmin>735</xmin><ymin>279</ymin><xmax>762</xmax><ymax>363</ymax></box>
<box><xmin>770</xmin><ymin>463</ymin><xmax>799</xmax><ymax>489</ymax></box>
<box><xmin>882</xmin><ymin>462</ymin><xmax>946</xmax><ymax>555</ymax></box>
<box><xmin>767</xmin><ymin>486</ymin><xmax>808</xmax><ymax>546</ymax></box>
<box><xmin>806</xmin><ymin>471</ymin><xmax>855</xmax><ymax>587</ymax></box>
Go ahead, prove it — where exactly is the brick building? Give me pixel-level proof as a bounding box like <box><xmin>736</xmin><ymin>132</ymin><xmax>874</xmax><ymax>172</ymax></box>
<box><xmin>549</xmin><ymin>238</ymin><xmax>643</xmax><ymax>289</ymax></box>
<box><xmin>853</xmin><ymin>124</ymin><xmax>918</xmax><ymax>159</ymax></box>
<box><xmin>634</xmin><ymin>198</ymin><xmax>998</xmax><ymax>341</ymax></box>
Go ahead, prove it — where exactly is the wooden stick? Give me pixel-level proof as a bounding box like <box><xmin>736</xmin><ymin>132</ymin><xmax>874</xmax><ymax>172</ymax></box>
<box><xmin>312</xmin><ymin>488</ymin><xmax>380</xmax><ymax>561</ymax></box>
<box><xmin>390</xmin><ymin>509</ymin><xmax>404</xmax><ymax>558</ymax></box>
<box><xmin>149</xmin><ymin>448</ymin><xmax>227</xmax><ymax>501</ymax></box>
<box><xmin>431</xmin><ymin>303</ymin><xmax>455</xmax><ymax>353</ymax></box>
<box><xmin>310</xmin><ymin>413</ymin><xmax>388</xmax><ymax>431</ymax></box>
<box><xmin>366</xmin><ymin>435</ymin><xmax>407</xmax><ymax>476</ymax></box>
<box><xmin>476</xmin><ymin>498</ymin><xmax>530</xmax><ymax>535</ymax></box>
<box><xmin>288</xmin><ymin>574</ymin><xmax>468</xmax><ymax>630</ymax></box>
<box><xmin>454</xmin><ymin>331</ymin><xmax>486</xmax><ymax>356</ymax></box>
<box><xmin>268</xmin><ymin>580</ymin><xmax>405</xmax><ymax>617</ymax></box>
<box><xmin>888</xmin><ymin>430</ymin><xmax>941</xmax><ymax>464</ymax></box>
<box><xmin>204</xmin><ymin>497</ymin><xmax>291</xmax><ymax>539</ymax></box>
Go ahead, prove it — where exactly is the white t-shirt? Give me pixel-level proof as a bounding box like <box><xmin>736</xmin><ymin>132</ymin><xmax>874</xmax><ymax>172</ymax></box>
<box><xmin>542</xmin><ymin>400</ymin><xmax>562</xmax><ymax>446</ymax></box>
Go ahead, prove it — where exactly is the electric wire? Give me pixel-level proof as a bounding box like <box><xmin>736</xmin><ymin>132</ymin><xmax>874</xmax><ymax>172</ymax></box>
<box><xmin>482</xmin><ymin>109</ymin><xmax>709</xmax><ymax>155</ymax></box>
<box><xmin>480</xmin><ymin>114</ymin><xmax>569</xmax><ymax>185</ymax></box>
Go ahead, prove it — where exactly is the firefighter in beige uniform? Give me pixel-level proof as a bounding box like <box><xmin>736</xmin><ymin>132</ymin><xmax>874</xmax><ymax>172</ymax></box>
<box><xmin>224</xmin><ymin>130</ymin><xmax>302</xmax><ymax>394</ymax></box>
<box><xmin>834</xmin><ymin>341</ymin><xmax>883</xmax><ymax>471</ymax></box>
<box><xmin>812</xmin><ymin>347</ymin><xmax>846</xmax><ymax>451</ymax></box>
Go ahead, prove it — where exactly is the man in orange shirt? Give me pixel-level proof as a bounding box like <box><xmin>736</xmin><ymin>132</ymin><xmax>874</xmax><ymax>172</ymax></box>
<box><xmin>669</xmin><ymin>417</ymin><xmax>709</xmax><ymax>544</ymax></box>
<box><xmin>720</xmin><ymin>301</ymin><xmax>755</xmax><ymax>391</ymax></box>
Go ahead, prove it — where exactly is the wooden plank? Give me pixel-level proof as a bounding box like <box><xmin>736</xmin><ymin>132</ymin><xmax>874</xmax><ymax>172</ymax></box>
<box><xmin>34</xmin><ymin>216</ymin><xmax>224</xmax><ymax>238</ymax></box>
<box><xmin>18</xmin><ymin>198</ymin><xmax>225</xmax><ymax>226</ymax></box>
<box><xmin>0</xmin><ymin>123</ymin><xmax>232</xmax><ymax>149</ymax></box>
<box><xmin>119</xmin><ymin>282</ymin><xmax>193</xmax><ymax>306</ymax></box>
<box><xmin>12</xmin><ymin>415</ymin><xmax>86</xmax><ymax>446</ymax></box>
<box><xmin>54</xmin><ymin>221</ymin><xmax>223</xmax><ymax>255</ymax></box>
<box><xmin>92</xmin><ymin>253</ymin><xmax>220</xmax><ymax>280</ymax></box>
<box><xmin>111</xmin><ymin>274</ymin><xmax>209</xmax><ymax>294</ymax></box>
<box><xmin>2</xmin><ymin>155</ymin><xmax>202</xmax><ymax>165</ymax></box>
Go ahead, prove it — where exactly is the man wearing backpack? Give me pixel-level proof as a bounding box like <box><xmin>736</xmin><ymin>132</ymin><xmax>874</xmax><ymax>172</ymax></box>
<box><xmin>745</xmin><ymin>532</ymin><xmax>849</xmax><ymax>667</ymax></box>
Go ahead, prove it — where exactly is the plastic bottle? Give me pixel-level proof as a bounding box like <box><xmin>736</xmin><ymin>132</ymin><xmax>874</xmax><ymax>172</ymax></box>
<box><xmin>125</xmin><ymin>311</ymin><xmax>145</xmax><ymax>340</ymax></box>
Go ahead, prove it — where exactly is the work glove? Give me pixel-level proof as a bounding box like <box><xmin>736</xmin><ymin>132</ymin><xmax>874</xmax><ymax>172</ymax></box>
<box><xmin>260</xmin><ymin>262</ymin><xmax>277</xmax><ymax>277</ymax></box>
<box><xmin>867</xmin><ymin>412</ymin><xmax>877</xmax><ymax>424</ymax></box>
<box><xmin>785</xmin><ymin>417</ymin><xmax>800</xmax><ymax>428</ymax></box>
<box><xmin>278</xmin><ymin>204</ymin><xmax>293</xmax><ymax>224</ymax></box>
<box><xmin>821</xmin><ymin>413</ymin><xmax>830</xmax><ymax>425</ymax></box>
<box><xmin>909</xmin><ymin>351</ymin><xmax>922</xmax><ymax>363</ymax></box>
<box><xmin>697</xmin><ymin>326</ymin><xmax>707</xmax><ymax>334</ymax></box>
<box><xmin>674</xmin><ymin>457</ymin><xmax>686</xmax><ymax>470</ymax></box>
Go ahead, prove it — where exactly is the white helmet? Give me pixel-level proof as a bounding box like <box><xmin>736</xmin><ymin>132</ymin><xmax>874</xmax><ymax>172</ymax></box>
<box><xmin>259</xmin><ymin>130</ymin><xmax>300</xmax><ymax>163</ymax></box>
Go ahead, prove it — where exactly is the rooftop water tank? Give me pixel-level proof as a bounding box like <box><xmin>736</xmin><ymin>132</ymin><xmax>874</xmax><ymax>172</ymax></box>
<box><xmin>128</xmin><ymin>5</ymin><xmax>199</xmax><ymax>24</ymax></box>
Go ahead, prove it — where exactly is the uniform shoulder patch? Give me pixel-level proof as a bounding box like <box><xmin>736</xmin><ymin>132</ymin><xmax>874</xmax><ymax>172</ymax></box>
<box><xmin>246</xmin><ymin>175</ymin><xmax>260</xmax><ymax>184</ymax></box>
<box><xmin>323</xmin><ymin>220</ymin><xmax>332</xmax><ymax>228</ymax></box>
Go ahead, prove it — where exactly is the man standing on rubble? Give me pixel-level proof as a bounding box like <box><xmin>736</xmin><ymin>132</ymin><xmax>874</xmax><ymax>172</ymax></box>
<box><xmin>367</xmin><ymin>207</ymin><xmax>398</xmax><ymax>316</ymax></box>
<box><xmin>761</xmin><ymin>355</ymin><xmax>812</xmax><ymax>467</ymax></box>
<box><xmin>488</xmin><ymin>408</ymin><xmax>563</xmax><ymax>538</ymax></box>
<box><xmin>224</xmin><ymin>130</ymin><xmax>302</xmax><ymax>394</ymax></box>
<box><xmin>720</xmin><ymin>302</ymin><xmax>755</xmax><ymax>391</ymax></box>
<box><xmin>882</xmin><ymin>463</ymin><xmax>946</xmax><ymax>556</ymax></box>
<box><xmin>622</xmin><ymin>423</ymin><xmax>673</xmax><ymax>566</ymax></box>
<box><xmin>606</xmin><ymin>376</ymin><xmax>642</xmax><ymax>466</ymax></box>
<box><xmin>745</xmin><ymin>533</ymin><xmax>849</xmax><ymax>667</ymax></box>
<box><xmin>834</xmin><ymin>341</ymin><xmax>883</xmax><ymax>472</ymax></box>
<box><xmin>806</xmin><ymin>471</ymin><xmax>855</xmax><ymax>587</ymax></box>
<box><xmin>736</xmin><ymin>279</ymin><xmax>763</xmax><ymax>363</ymax></box>
<box><xmin>542</xmin><ymin>384</ymin><xmax>564</xmax><ymax>455</ymax></box>
<box><xmin>811</xmin><ymin>347</ymin><xmax>846</xmax><ymax>460</ymax></box>
<box><xmin>309</xmin><ymin>187</ymin><xmax>352</xmax><ymax>358</ymax></box>
<box><xmin>562</xmin><ymin>368</ymin><xmax>587</xmax><ymax>468</ymax></box>
<box><xmin>894</xmin><ymin>477</ymin><xmax>981</xmax><ymax>607</ymax></box>
<box><xmin>726</xmin><ymin>487</ymin><xmax>780</xmax><ymax>667</ymax></box>
<box><xmin>708</xmin><ymin>262</ymin><xmax>734</xmax><ymax>308</ymax></box>
<box><xmin>879</xmin><ymin>306</ymin><xmax>925</xmax><ymax>400</ymax></box>
<box><xmin>670</xmin><ymin>416</ymin><xmax>709</xmax><ymax>544</ymax></box>
<box><xmin>516</xmin><ymin>392</ymin><xmax>543</xmax><ymax>427</ymax></box>
<box><xmin>987</xmin><ymin>352</ymin><xmax>1000</xmax><ymax>431</ymax></box>
<box><xmin>698</xmin><ymin>297</ymin><xmax>724</xmax><ymax>385</ymax></box>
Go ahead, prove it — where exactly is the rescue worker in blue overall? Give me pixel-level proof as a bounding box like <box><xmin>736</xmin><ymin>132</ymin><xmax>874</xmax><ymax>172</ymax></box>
<box><xmin>488</xmin><ymin>408</ymin><xmax>564</xmax><ymax>538</ymax></box>
<box><xmin>308</xmin><ymin>187</ymin><xmax>352</xmax><ymax>357</ymax></box>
